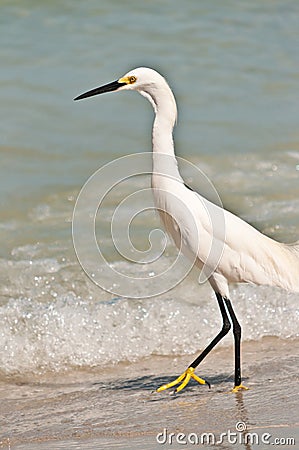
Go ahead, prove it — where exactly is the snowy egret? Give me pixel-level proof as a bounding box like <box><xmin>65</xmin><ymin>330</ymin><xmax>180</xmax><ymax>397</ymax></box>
<box><xmin>75</xmin><ymin>67</ymin><xmax>299</xmax><ymax>393</ymax></box>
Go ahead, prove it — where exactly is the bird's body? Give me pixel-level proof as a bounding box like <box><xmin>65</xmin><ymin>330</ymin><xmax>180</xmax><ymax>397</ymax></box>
<box><xmin>75</xmin><ymin>67</ymin><xmax>298</xmax><ymax>393</ymax></box>
<box><xmin>155</xmin><ymin>172</ymin><xmax>299</xmax><ymax>298</ymax></box>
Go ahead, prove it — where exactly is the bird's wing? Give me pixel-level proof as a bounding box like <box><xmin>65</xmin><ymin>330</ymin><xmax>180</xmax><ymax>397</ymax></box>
<box><xmin>218</xmin><ymin>204</ymin><xmax>299</xmax><ymax>293</ymax></box>
<box><xmin>155</xmin><ymin>181</ymin><xmax>299</xmax><ymax>294</ymax></box>
<box><xmin>183</xmin><ymin>188</ymin><xmax>299</xmax><ymax>293</ymax></box>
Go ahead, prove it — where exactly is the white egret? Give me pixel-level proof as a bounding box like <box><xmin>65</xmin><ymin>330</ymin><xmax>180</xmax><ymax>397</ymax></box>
<box><xmin>75</xmin><ymin>67</ymin><xmax>299</xmax><ymax>393</ymax></box>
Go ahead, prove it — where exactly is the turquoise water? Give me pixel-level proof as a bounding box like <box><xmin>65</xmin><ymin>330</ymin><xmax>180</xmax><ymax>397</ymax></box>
<box><xmin>0</xmin><ymin>1</ymin><xmax>299</xmax><ymax>375</ymax></box>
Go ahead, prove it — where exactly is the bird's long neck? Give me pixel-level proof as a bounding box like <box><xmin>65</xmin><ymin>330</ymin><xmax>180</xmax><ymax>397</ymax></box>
<box><xmin>141</xmin><ymin>82</ymin><xmax>182</xmax><ymax>182</ymax></box>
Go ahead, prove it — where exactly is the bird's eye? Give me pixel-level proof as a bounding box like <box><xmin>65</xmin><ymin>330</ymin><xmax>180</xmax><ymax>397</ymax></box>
<box><xmin>129</xmin><ymin>76</ymin><xmax>137</xmax><ymax>84</ymax></box>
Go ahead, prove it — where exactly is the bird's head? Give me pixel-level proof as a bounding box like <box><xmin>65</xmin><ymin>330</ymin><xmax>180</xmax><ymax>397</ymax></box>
<box><xmin>74</xmin><ymin>67</ymin><xmax>176</xmax><ymax>119</ymax></box>
<box><xmin>74</xmin><ymin>67</ymin><xmax>166</xmax><ymax>100</ymax></box>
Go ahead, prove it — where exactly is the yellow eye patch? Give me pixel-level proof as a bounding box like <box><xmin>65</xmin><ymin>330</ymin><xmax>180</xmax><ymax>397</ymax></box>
<box><xmin>118</xmin><ymin>75</ymin><xmax>137</xmax><ymax>84</ymax></box>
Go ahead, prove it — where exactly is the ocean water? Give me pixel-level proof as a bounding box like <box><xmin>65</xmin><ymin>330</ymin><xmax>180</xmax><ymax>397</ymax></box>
<box><xmin>1</xmin><ymin>0</ymin><xmax>299</xmax><ymax>378</ymax></box>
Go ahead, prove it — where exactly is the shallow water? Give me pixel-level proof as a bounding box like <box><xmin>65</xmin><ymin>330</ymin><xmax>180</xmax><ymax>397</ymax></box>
<box><xmin>1</xmin><ymin>0</ymin><xmax>299</xmax><ymax>447</ymax></box>
<box><xmin>1</xmin><ymin>339</ymin><xmax>298</xmax><ymax>449</ymax></box>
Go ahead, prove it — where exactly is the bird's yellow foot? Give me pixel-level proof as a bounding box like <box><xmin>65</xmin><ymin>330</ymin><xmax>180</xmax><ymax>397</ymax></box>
<box><xmin>156</xmin><ymin>367</ymin><xmax>210</xmax><ymax>393</ymax></box>
<box><xmin>231</xmin><ymin>383</ymin><xmax>249</xmax><ymax>393</ymax></box>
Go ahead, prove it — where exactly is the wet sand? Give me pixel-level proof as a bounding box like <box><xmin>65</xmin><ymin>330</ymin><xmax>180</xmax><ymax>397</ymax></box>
<box><xmin>0</xmin><ymin>337</ymin><xmax>298</xmax><ymax>449</ymax></box>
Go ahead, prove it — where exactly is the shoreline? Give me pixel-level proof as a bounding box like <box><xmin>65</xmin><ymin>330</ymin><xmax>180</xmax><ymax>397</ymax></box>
<box><xmin>0</xmin><ymin>337</ymin><xmax>298</xmax><ymax>449</ymax></box>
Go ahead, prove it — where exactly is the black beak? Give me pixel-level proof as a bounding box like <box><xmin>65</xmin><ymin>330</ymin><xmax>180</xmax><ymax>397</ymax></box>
<box><xmin>74</xmin><ymin>80</ymin><xmax>126</xmax><ymax>101</ymax></box>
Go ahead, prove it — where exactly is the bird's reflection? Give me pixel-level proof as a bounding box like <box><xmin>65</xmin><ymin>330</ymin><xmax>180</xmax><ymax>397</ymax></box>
<box><xmin>234</xmin><ymin>390</ymin><xmax>253</xmax><ymax>450</ymax></box>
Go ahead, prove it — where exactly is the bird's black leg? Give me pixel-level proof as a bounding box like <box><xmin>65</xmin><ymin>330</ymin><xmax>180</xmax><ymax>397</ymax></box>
<box><xmin>189</xmin><ymin>293</ymin><xmax>231</xmax><ymax>370</ymax></box>
<box><xmin>156</xmin><ymin>293</ymin><xmax>249</xmax><ymax>393</ymax></box>
<box><xmin>156</xmin><ymin>293</ymin><xmax>231</xmax><ymax>393</ymax></box>
<box><xmin>224</xmin><ymin>298</ymin><xmax>241</xmax><ymax>386</ymax></box>
<box><xmin>224</xmin><ymin>298</ymin><xmax>248</xmax><ymax>392</ymax></box>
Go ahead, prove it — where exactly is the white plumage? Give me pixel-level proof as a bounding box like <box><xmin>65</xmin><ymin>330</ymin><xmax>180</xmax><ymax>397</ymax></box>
<box><xmin>75</xmin><ymin>67</ymin><xmax>298</xmax><ymax>393</ymax></box>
